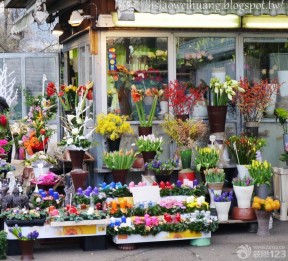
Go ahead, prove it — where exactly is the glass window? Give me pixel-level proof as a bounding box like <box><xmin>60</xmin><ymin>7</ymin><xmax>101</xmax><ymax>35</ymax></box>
<box><xmin>106</xmin><ymin>37</ymin><xmax>168</xmax><ymax>120</ymax></box>
<box><xmin>68</xmin><ymin>49</ymin><xmax>78</xmax><ymax>86</ymax></box>
<box><xmin>176</xmin><ymin>37</ymin><xmax>236</xmax><ymax>119</ymax></box>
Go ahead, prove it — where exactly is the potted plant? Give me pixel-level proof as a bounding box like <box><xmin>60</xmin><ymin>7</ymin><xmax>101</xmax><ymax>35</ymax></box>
<box><xmin>252</xmin><ymin>196</ymin><xmax>280</xmax><ymax>236</ymax></box>
<box><xmin>131</xmin><ymin>85</ymin><xmax>163</xmax><ymax>135</ymax></box>
<box><xmin>208</xmin><ymin>76</ymin><xmax>243</xmax><ymax>133</ymax></box>
<box><xmin>9</xmin><ymin>225</ymin><xmax>39</xmax><ymax>260</ymax></box>
<box><xmin>226</xmin><ymin>135</ymin><xmax>266</xmax><ymax>179</ymax></box>
<box><xmin>248</xmin><ymin>160</ymin><xmax>273</xmax><ymax>199</ymax></box>
<box><xmin>237</xmin><ymin>79</ymin><xmax>281</xmax><ymax>137</ymax></box>
<box><xmin>232</xmin><ymin>176</ymin><xmax>254</xmax><ymax>208</ymax></box>
<box><xmin>134</xmin><ymin>134</ymin><xmax>164</xmax><ymax>163</ymax></box>
<box><xmin>275</xmin><ymin>107</ymin><xmax>288</xmax><ymax>153</ymax></box>
<box><xmin>0</xmin><ymin>231</ymin><xmax>7</xmax><ymax>260</ymax></box>
<box><xmin>213</xmin><ymin>191</ymin><xmax>233</xmax><ymax>221</ymax></box>
<box><xmin>95</xmin><ymin>113</ymin><xmax>134</xmax><ymax>152</ymax></box>
<box><xmin>194</xmin><ymin>147</ymin><xmax>220</xmax><ymax>183</ymax></box>
<box><xmin>103</xmin><ymin>149</ymin><xmax>137</xmax><ymax>184</ymax></box>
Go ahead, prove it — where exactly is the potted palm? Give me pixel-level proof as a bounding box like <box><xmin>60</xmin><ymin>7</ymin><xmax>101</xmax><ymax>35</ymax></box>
<box><xmin>103</xmin><ymin>149</ymin><xmax>137</xmax><ymax>184</ymax></box>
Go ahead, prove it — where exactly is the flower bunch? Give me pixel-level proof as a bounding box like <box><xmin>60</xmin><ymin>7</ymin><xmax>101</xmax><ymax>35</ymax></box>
<box><xmin>204</xmin><ymin>167</ymin><xmax>225</xmax><ymax>183</ymax></box>
<box><xmin>0</xmin><ymin>139</ymin><xmax>11</xmax><ymax>155</ymax></box>
<box><xmin>252</xmin><ymin>196</ymin><xmax>280</xmax><ymax>212</ymax></box>
<box><xmin>103</xmin><ymin>149</ymin><xmax>137</xmax><ymax>170</ymax></box>
<box><xmin>185</xmin><ymin>195</ymin><xmax>209</xmax><ymax>212</ymax></box>
<box><xmin>226</xmin><ymin>135</ymin><xmax>266</xmax><ymax>165</ymax></box>
<box><xmin>184</xmin><ymin>51</ymin><xmax>213</xmax><ymax>68</ymax></box>
<box><xmin>10</xmin><ymin>121</ymin><xmax>28</xmax><ymax>150</ymax></box>
<box><xmin>108</xmin><ymin>64</ymin><xmax>135</xmax><ymax>89</ymax></box>
<box><xmin>9</xmin><ymin>225</ymin><xmax>39</xmax><ymax>241</ymax></box>
<box><xmin>24</xmin><ymin>151</ymin><xmax>57</xmax><ymax>167</ymax></box>
<box><xmin>232</xmin><ymin>176</ymin><xmax>254</xmax><ymax>186</ymax></box>
<box><xmin>0</xmin><ymin>208</ymin><xmax>44</xmax><ymax>220</ymax></box>
<box><xmin>164</xmin><ymin>80</ymin><xmax>197</xmax><ymax>115</ymax></box>
<box><xmin>275</xmin><ymin>107</ymin><xmax>288</xmax><ymax>134</ymax></box>
<box><xmin>247</xmin><ymin>160</ymin><xmax>273</xmax><ymax>186</ymax></box>
<box><xmin>131</xmin><ymin>85</ymin><xmax>163</xmax><ymax>127</ymax></box>
<box><xmin>0</xmin><ymin>113</ymin><xmax>9</xmax><ymax>138</ymax></box>
<box><xmin>194</xmin><ymin>147</ymin><xmax>219</xmax><ymax>172</ymax></box>
<box><xmin>0</xmin><ymin>159</ymin><xmax>15</xmax><ymax>175</ymax></box>
<box><xmin>213</xmin><ymin>191</ymin><xmax>233</xmax><ymax>202</ymax></box>
<box><xmin>237</xmin><ymin>79</ymin><xmax>281</xmax><ymax>122</ymax></box>
<box><xmin>58</xmin><ymin>82</ymin><xmax>95</xmax><ymax>150</ymax></box>
<box><xmin>210</xmin><ymin>76</ymin><xmax>244</xmax><ymax>106</ymax></box>
<box><xmin>95</xmin><ymin>113</ymin><xmax>133</xmax><ymax>140</ymax></box>
<box><xmin>31</xmin><ymin>193</ymin><xmax>64</xmax><ymax>209</ymax></box>
<box><xmin>161</xmin><ymin>118</ymin><xmax>207</xmax><ymax>148</ymax></box>
<box><xmin>145</xmin><ymin>157</ymin><xmax>178</xmax><ymax>175</ymax></box>
<box><xmin>135</xmin><ymin>134</ymin><xmax>164</xmax><ymax>153</ymax></box>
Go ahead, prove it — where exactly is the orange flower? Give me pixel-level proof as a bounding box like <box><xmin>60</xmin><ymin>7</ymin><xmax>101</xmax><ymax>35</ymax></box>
<box><xmin>23</xmin><ymin>136</ymin><xmax>41</xmax><ymax>155</ymax></box>
<box><xmin>131</xmin><ymin>85</ymin><xmax>142</xmax><ymax>103</ymax></box>
<box><xmin>145</xmin><ymin>88</ymin><xmax>153</xmax><ymax>97</ymax></box>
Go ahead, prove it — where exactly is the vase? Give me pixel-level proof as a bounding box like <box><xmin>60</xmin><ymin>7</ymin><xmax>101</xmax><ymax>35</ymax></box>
<box><xmin>215</xmin><ymin>201</ymin><xmax>231</xmax><ymax>221</ymax></box>
<box><xmin>179</xmin><ymin>148</ymin><xmax>192</xmax><ymax>169</ymax></box>
<box><xmin>175</xmin><ymin>114</ymin><xmax>189</xmax><ymax>121</ymax></box>
<box><xmin>138</xmin><ymin>126</ymin><xmax>152</xmax><ymax>136</ymax></box>
<box><xmin>207</xmin><ymin>105</ymin><xmax>227</xmax><ymax>134</ymax></box>
<box><xmin>68</xmin><ymin>150</ymin><xmax>85</xmax><ymax>170</ymax></box>
<box><xmin>255</xmin><ymin>210</ymin><xmax>271</xmax><ymax>236</ymax></box>
<box><xmin>236</xmin><ymin>164</ymin><xmax>250</xmax><ymax>179</ymax></box>
<box><xmin>244</xmin><ymin>122</ymin><xmax>259</xmax><ymax>137</ymax></box>
<box><xmin>233</xmin><ymin>185</ymin><xmax>254</xmax><ymax>208</ymax></box>
<box><xmin>278</xmin><ymin>70</ymin><xmax>288</xmax><ymax>97</ymax></box>
<box><xmin>20</xmin><ymin>240</ymin><xmax>35</xmax><ymax>260</ymax></box>
<box><xmin>142</xmin><ymin>151</ymin><xmax>156</xmax><ymax>163</ymax></box>
<box><xmin>107</xmin><ymin>138</ymin><xmax>121</xmax><ymax>152</ymax></box>
<box><xmin>191</xmin><ymin>101</ymin><xmax>208</xmax><ymax>118</ymax></box>
<box><xmin>111</xmin><ymin>169</ymin><xmax>128</xmax><ymax>184</ymax></box>
<box><xmin>208</xmin><ymin>188</ymin><xmax>222</xmax><ymax>208</ymax></box>
<box><xmin>254</xmin><ymin>184</ymin><xmax>270</xmax><ymax>198</ymax></box>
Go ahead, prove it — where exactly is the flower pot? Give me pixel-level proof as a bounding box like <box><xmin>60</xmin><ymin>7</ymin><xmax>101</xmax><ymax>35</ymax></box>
<box><xmin>138</xmin><ymin>126</ymin><xmax>152</xmax><ymax>136</ymax></box>
<box><xmin>132</xmin><ymin>155</ymin><xmax>144</xmax><ymax>169</ymax></box>
<box><xmin>179</xmin><ymin>148</ymin><xmax>192</xmax><ymax>169</ymax></box>
<box><xmin>68</xmin><ymin>149</ymin><xmax>85</xmax><ymax>171</ymax></box>
<box><xmin>255</xmin><ymin>210</ymin><xmax>271</xmax><ymax>236</ymax></box>
<box><xmin>233</xmin><ymin>185</ymin><xmax>254</xmax><ymax>208</ymax></box>
<box><xmin>236</xmin><ymin>164</ymin><xmax>250</xmax><ymax>179</ymax></box>
<box><xmin>215</xmin><ymin>201</ymin><xmax>231</xmax><ymax>221</ymax></box>
<box><xmin>178</xmin><ymin>169</ymin><xmax>196</xmax><ymax>182</ymax></box>
<box><xmin>107</xmin><ymin>138</ymin><xmax>121</xmax><ymax>152</ymax></box>
<box><xmin>207</xmin><ymin>105</ymin><xmax>227</xmax><ymax>134</ymax></box>
<box><xmin>207</xmin><ymin>182</ymin><xmax>224</xmax><ymax>191</ymax></box>
<box><xmin>209</xmin><ymin>189</ymin><xmax>222</xmax><ymax>208</ymax></box>
<box><xmin>70</xmin><ymin>170</ymin><xmax>88</xmax><ymax>191</ymax></box>
<box><xmin>191</xmin><ymin>101</ymin><xmax>207</xmax><ymax>118</ymax></box>
<box><xmin>244</xmin><ymin>122</ymin><xmax>259</xmax><ymax>137</ymax></box>
<box><xmin>20</xmin><ymin>240</ymin><xmax>35</xmax><ymax>260</ymax></box>
<box><xmin>141</xmin><ymin>151</ymin><xmax>156</xmax><ymax>163</ymax></box>
<box><xmin>254</xmin><ymin>184</ymin><xmax>270</xmax><ymax>198</ymax></box>
<box><xmin>175</xmin><ymin>114</ymin><xmax>189</xmax><ymax>121</ymax></box>
<box><xmin>111</xmin><ymin>169</ymin><xmax>128</xmax><ymax>184</ymax></box>
<box><xmin>231</xmin><ymin>207</ymin><xmax>256</xmax><ymax>221</ymax></box>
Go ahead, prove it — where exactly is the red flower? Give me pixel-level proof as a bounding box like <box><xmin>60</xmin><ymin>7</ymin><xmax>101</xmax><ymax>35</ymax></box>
<box><xmin>58</xmin><ymin>91</ymin><xmax>64</xmax><ymax>97</ymax></box>
<box><xmin>86</xmin><ymin>89</ymin><xmax>93</xmax><ymax>100</ymax></box>
<box><xmin>0</xmin><ymin>115</ymin><xmax>7</xmax><ymax>127</ymax></box>
<box><xmin>46</xmin><ymin>82</ymin><xmax>56</xmax><ymax>97</ymax></box>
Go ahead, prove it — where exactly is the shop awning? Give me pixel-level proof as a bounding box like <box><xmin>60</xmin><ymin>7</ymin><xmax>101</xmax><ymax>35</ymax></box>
<box><xmin>116</xmin><ymin>0</ymin><xmax>288</xmax><ymax>20</ymax></box>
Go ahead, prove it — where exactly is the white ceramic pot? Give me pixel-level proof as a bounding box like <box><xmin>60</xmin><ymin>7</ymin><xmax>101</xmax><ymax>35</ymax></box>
<box><xmin>215</xmin><ymin>201</ymin><xmax>231</xmax><ymax>221</ymax></box>
<box><xmin>233</xmin><ymin>185</ymin><xmax>254</xmax><ymax>208</ymax></box>
<box><xmin>236</xmin><ymin>164</ymin><xmax>250</xmax><ymax>179</ymax></box>
<box><xmin>208</xmin><ymin>188</ymin><xmax>222</xmax><ymax>208</ymax></box>
<box><xmin>192</xmin><ymin>101</ymin><xmax>208</xmax><ymax>118</ymax></box>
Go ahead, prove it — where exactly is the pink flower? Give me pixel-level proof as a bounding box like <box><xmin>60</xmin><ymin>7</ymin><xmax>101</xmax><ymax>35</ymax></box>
<box><xmin>0</xmin><ymin>147</ymin><xmax>5</xmax><ymax>154</ymax></box>
<box><xmin>0</xmin><ymin>139</ymin><xmax>8</xmax><ymax>146</ymax></box>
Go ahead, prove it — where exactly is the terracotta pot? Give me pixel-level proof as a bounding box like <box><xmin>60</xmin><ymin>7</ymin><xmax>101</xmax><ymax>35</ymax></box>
<box><xmin>255</xmin><ymin>210</ymin><xmax>271</xmax><ymax>236</ymax></box>
<box><xmin>138</xmin><ymin>126</ymin><xmax>152</xmax><ymax>136</ymax></box>
<box><xmin>232</xmin><ymin>207</ymin><xmax>256</xmax><ymax>221</ymax></box>
<box><xmin>111</xmin><ymin>169</ymin><xmax>128</xmax><ymax>184</ymax></box>
<box><xmin>141</xmin><ymin>151</ymin><xmax>156</xmax><ymax>163</ymax></box>
<box><xmin>68</xmin><ymin>150</ymin><xmax>85</xmax><ymax>170</ymax></box>
<box><xmin>20</xmin><ymin>240</ymin><xmax>35</xmax><ymax>260</ymax></box>
<box><xmin>107</xmin><ymin>138</ymin><xmax>121</xmax><ymax>152</ymax></box>
<box><xmin>207</xmin><ymin>105</ymin><xmax>227</xmax><ymax>134</ymax></box>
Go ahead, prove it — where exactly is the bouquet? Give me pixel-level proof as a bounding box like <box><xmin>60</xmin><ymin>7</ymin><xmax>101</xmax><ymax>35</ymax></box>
<box><xmin>209</xmin><ymin>76</ymin><xmax>244</xmax><ymax>106</ymax></box>
<box><xmin>131</xmin><ymin>85</ymin><xmax>163</xmax><ymax>127</ymax></box>
<box><xmin>275</xmin><ymin>107</ymin><xmax>288</xmax><ymax>134</ymax></box>
<box><xmin>213</xmin><ymin>191</ymin><xmax>233</xmax><ymax>202</ymax></box>
<box><xmin>237</xmin><ymin>79</ymin><xmax>281</xmax><ymax>122</ymax></box>
<box><xmin>24</xmin><ymin>151</ymin><xmax>57</xmax><ymax>167</ymax></box>
<box><xmin>194</xmin><ymin>147</ymin><xmax>219</xmax><ymax>172</ymax></box>
<box><xmin>9</xmin><ymin>225</ymin><xmax>39</xmax><ymax>240</ymax></box>
<box><xmin>103</xmin><ymin>149</ymin><xmax>137</xmax><ymax>170</ymax></box>
<box><xmin>135</xmin><ymin>134</ymin><xmax>164</xmax><ymax>153</ymax></box>
<box><xmin>252</xmin><ymin>196</ymin><xmax>280</xmax><ymax>212</ymax></box>
<box><xmin>247</xmin><ymin>160</ymin><xmax>273</xmax><ymax>186</ymax></box>
<box><xmin>58</xmin><ymin>82</ymin><xmax>95</xmax><ymax>150</ymax></box>
<box><xmin>232</xmin><ymin>176</ymin><xmax>254</xmax><ymax>186</ymax></box>
<box><xmin>226</xmin><ymin>135</ymin><xmax>266</xmax><ymax>165</ymax></box>
<box><xmin>95</xmin><ymin>113</ymin><xmax>134</xmax><ymax>140</ymax></box>
<box><xmin>145</xmin><ymin>157</ymin><xmax>178</xmax><ymax>175</ymax></box>
<box><xmin>204</xmin><ymin>167</ymin><xmax>225</xmax><ymax>183</ymax></box>
<box><xmin>161</xmin><ymin>118</ymin><xmax>207</xmax><ymax>148</ymax></box>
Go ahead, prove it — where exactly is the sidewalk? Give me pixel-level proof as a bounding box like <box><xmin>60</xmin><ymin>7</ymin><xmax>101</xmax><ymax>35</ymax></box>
<box><xmin>6</xmin><ymin>219</ymin><xmax>288</xmax><ymax>261</ymax></box>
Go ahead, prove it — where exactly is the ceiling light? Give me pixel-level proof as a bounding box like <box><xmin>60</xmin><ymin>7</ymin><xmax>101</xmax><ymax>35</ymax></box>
<box><xmin>52</xmin><ymin>23</ymin><xmax>64</xmax><ymax>36</ymax></box>
<box><xmin>242</xmin><ymin>15</ymin><xmax>288</xmax><ymax>29</ymax></box>
<box><xmin>112</xmin><ymin>13</ymin><xmax>240</xmax><ymax>28</ymax></box>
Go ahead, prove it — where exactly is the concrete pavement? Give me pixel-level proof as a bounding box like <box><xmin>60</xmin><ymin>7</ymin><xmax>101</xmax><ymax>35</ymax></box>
<box><xmin>6</xmin><ymin>219</ymin><xmax>288</xmax><ymax>261</ymax></box>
